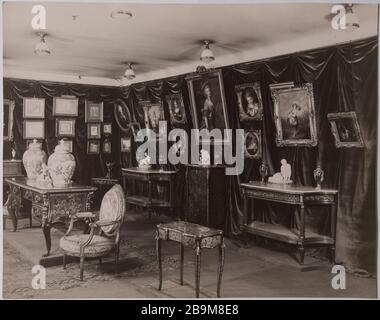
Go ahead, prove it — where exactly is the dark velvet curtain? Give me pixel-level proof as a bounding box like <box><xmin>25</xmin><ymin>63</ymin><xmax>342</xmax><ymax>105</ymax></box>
<box><xmin>3</xmin><ymin>36</ymin><xmax>377</xmax><ymax>274</ymax></box>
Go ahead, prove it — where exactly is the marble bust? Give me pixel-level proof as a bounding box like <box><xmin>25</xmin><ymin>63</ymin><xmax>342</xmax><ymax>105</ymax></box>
<box><xmin>268</xmin><ymin>159</ymin><xmax>293</xmax><ymax>184</ymax></box>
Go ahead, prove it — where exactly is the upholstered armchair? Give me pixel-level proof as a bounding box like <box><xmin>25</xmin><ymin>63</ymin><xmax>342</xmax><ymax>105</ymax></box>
<box><xmin>59</xmin><ymin>184</ymin><xmax>126</xmax><ymax>281</ymax></box>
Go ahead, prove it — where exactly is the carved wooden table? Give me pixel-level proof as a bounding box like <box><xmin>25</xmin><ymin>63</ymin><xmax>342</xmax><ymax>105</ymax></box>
<box><xmin>156</xmin><ymin>221</ymin><xmax>225</xmax><ymax>298</ymax></box>
<box><xmin>5</xmin><ymin>177</ymin><xmax>97</xmax><ymax>257</ymax></box>
<box><xmin>240</xmin><ymin>181</ymin><xmax>338</xmax><ymax>265</ymax></box>
<box><xmin>122</xmin><ymin>167</ymin><xmax>177</xmax><ymax>216</ymax></box>
<box><xmin>91</xmin><ymin>177</ymin><xmax>120</xmax><ymax>207</ymax></box>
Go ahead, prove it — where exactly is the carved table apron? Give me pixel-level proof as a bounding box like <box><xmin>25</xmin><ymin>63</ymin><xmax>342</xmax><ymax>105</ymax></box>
<box><xmin>5</xmin><ymin>177</ymin><xmax>97</xmax><ymax>257</ymax></box>
<box><xmin>240</xmin><ymin>181</ymin><xmax>338</xmax><ymax>265</ymax></box>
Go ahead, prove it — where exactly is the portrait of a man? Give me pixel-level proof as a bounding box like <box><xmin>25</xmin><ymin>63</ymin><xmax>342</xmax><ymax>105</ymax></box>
<box><xmin>271</xmin><ymin>83</ymin><xmax>317</xmax><ymax>147</ymax></box>
<box><xmin>235</xmin><ymin>83</ymin><xmax>263</xmax><ymax>122</ymax></box>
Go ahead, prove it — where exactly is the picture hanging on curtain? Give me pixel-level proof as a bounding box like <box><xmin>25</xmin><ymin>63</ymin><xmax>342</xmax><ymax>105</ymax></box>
<box><xmin>327</xmin><ymin>111</ymin><xmax>364</xmax><ymax>148</ymax></box>
<box><xmin>23</xmin><ymin>120</ymin><xmax>45</xmax><ymax>139</ymax></box>
<box><xmin>87</xmin><ymin>123</ymin><xmax>101</xmax><ymax>139</ymax></box>
<box><xmin>186</xmin><ymin>69</ymin><xmax>230</xmax><ymax>143</ymax></box>
<box><xmin>244</xmin><ymin>129</ymin><xmax>262</xmax><ymax>159</ymax></box>
<box><xmin>140</xmin><ymin>100</ymin><xmax>164</xmax><ymax>136</ymax></box>
<box><xmin>114</xmin><ymin>100</ymin><xmax>132</xmax><ymax>132</ymax></box>
<box><xmin>23</xmin><ymin>97</ymin><xmax>45</xmax><ymax>118</ymax></box>
<box><xmin>235</xmin><ymin>83</ymin><xmax>263</xmax><ymax>122</ymax></box>
<box><xmin>56</xmin><ymin>118</ymin><xmax>76</xmax><ymax>138</ymax></box>
<box><xmin>165</xmin><ymin>93</ymin><xmax>187</xmax><ymax>127</ymax></box>
<box><xmin>87</xmin><ymin>140</ymin><xmax>100</xmax><ymax>154</ymax></box>
<box><xmin>4</xmin><ymin>99</ymin><xmax>14</xmax><ymax>141</ymax></box>
<box><xmin>120</xmin><ymin>137</ymin><xmax>131</xmax><ymax>152</ymax></box>
<box><xmin>85</xmin><ymin>100</ymin><xmax>103</xmax><ymax>122</ymax></box>
<box><xmin>270</xmin><ymin>82</ymin><xmax>317</xmax><ymax>147</ymax></box>
<box><xmin>103</xmin><ymin>123</ymin><xmax>112</xmax><ymax>136</ymax></box>
<box><xmin>61</xmin><ymin>139</ymin><xmax>73</xmax><ymax>153</ymax></box>
<box><xmin>53</xmin><ymin>96</ymin><xmax>79</xmax><ymax>117</ymax></box>
<box><xmin>103</xmin><ymin>139</ymin><xmax>112</xmax><ymax>153</ymax></box>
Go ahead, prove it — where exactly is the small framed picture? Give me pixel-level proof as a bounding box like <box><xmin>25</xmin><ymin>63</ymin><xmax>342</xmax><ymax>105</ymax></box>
<box><xmin>23</xmin><ymin>120</ymin><xmax>45</xmax><ymax>139</ymax></box>
<box><xmin>327</xmin><ymin>111</ymin><xmax>365</xmax><ymax>148</ymax></box>
<box><xmin>103</xmin><ymin>123</ymin><xmax>112</xmax><ymax>136</ymax></box>
<box><xmin>244</xmin><ymin>130</ymin><xmax>262</xmax><ymax>159</ymax></box>
<box><xmin>103</xmin><ymin>139</ymin><xmax>112</xmax><ymax>153</ymax></box>
<box><xmin>61</xmin><ymin>139</ymin><xmax>73</xmax><ymax>153</ymax></box>
<box><xmin>53</xmin><ymin>96</ymin><xmax>79</xmax><ymax>117</ymax></box>
<box><xmin>23</xmin><ymin>98</ymin><xmax>45</xmax><ymax>119</ymax></box>
<box><xmin>87</xmin><ymin>140</ymin><xmax>100</xmax><ymax>154</ymax></box>
<box><xmin>85</xmin><ymin>100</ymin><xmax>103</xmax><ymax>122</ymax></box>
<box><xmin>120</xmin><ymin>137</ymin><xmax>131</xmax><ymax>152</ymax></box>
<box><xmin>87</xmin><ymin>123</ymin><xmax>101</xmax><ymax>139</ymax></box>
<box><xmin>56</xmin><ymin>118</ymin><xmax>76</xmax><ymax>138</ymax></box>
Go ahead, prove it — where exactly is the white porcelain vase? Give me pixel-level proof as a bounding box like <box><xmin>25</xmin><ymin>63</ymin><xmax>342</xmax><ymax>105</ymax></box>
<box><xmin>48</xmin><ymin>140</ymin><xmax>76</xmax><ymax>187</ymax></box>
<box><xmin>22</xmin><ymin>139</ymin><xmax>47</xmax><ymax>180</ymax></box>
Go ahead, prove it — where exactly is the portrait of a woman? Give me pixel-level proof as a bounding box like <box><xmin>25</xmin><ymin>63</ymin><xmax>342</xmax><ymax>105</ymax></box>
<box><xmin>235</xmin><ymin>83</ymin><xmax>263</xmax><ymax>122</ymax></box>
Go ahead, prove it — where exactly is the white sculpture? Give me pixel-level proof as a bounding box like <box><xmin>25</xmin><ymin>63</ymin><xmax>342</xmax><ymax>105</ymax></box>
<box><xmin>138</xmin><ymin>152</ymin><xmax>152</xmax><ymax>169</ymax></box>
<box><xmin>268</xmin><ymin>159</ymin><xmax>293</xmax><ymax>184</ymax></box>
<box><xmin>199</xmin><ymin>149</ymin><xmax>211</xmax><ymax>165</ymax></box>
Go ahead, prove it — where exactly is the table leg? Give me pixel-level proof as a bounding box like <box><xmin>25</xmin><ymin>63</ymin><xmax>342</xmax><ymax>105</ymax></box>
<box><xmin>217</xmin><ymin>238</ymin><xmax>225</xmax><ymax>298</ymax></box>
<box><xmin>8</xmin><ymin>206</ymin><xmax>18</xmax><ymax>232</ymax></box>
<box><xmin>330</xmin><ymin>202</ymin><xmax>337</xmax><ymax>264</ymax></box>
<box><xmin>156</xmin><ymin>231</ymin><xmax>162</xmax><ymax>291</ymax></box>
<box><xmin>42</xmin><ymin>222</ymin><xmax>52</xmax><ymax>257</ymax></box>
<box><xmin>243</xmin><ymin>195</ymin><xmax>248</xmax><ymax>226</ymax></box>
<box><xmin>180</xmin><ymin>243</ymin><xmax>184</xmax><ymax>285</ymax></box>
<box><xmin>299</xmin><ymin>203</ymin><xmax>305</xmax><ymax>265</ymax></box>
<box><xmin>195</xmin><ymin>242</ymin><xmax>202</xmax><ymax>298</ymax></box>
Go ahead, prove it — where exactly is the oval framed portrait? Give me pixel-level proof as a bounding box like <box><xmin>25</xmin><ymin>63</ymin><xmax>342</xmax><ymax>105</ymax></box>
<box><xmin>114</xmin><ymin>99</ymin><xmax>132</xmax><ymax>133</ymax></box>
<box><xmin>244</xmin><ymin>129</ymin><xmax>262</xmax><ymax>159</ymax></box>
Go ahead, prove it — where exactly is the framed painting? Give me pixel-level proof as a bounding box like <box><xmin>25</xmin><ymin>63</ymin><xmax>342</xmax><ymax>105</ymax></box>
<box><xmin>114</xmin><ymin>100</ymin><xmax>132</xmax><ymax>132</ymax></box>
<box><xmin>103</xmin><ymin>123</ymin><xmax>112</xmax><ymax>136</ymax></box>
<box><xmin>235</xmin><ymin>83</ymin><xmax>263</xmax><ymax>122</ymax></box>
<box><xmin>56</xmin><ymin>118</ymin><xmax>76</xmax><ymax>138</ymax></box>
<box><xmin>61</xmin><ymin>139</ymin><xmax>73</xmax><ymax>153</ymax></box>
<box><xmin>87</xmin><ymin>123</ymin><xmax>101</xmax><ymax>139</ymax></box>
<box><xmin>23</xmin><ymin>120</ymin><xmax>45</xmax><ymax>139</ymax></box>
<box><xmin>140</xmin><ymin>100</ymin><xmax>164</xmax><ymax>136</ymax></box>
<box><xmin>327</xmin><ymin>111</ymin><xmax>364</xmax><ymax>148</ymax></box>
<box><xmin>103</xmin><ymin>139</ymin><xmax>112</xmax><ymax>154</ymax></box>
<box><xmin>23</xmin><ymin>97</ymin><xmax>45</xmax><ymax>118</ymax></box>
<box><xmin>120</xmin><ymin>137</ymin><xmax>131</xmax><ymax>152</ymax></box>
<box><xmin>270</xmin><ymin>82</ymin><xmax>317</xmax><ymax>147</ymax></box>
<box><xmin>87</xmin><ymin>140</ymin><xmax>100</xmax><ymax>154</ymax></box>
<box><xmin>244</xmin><ymin>129</ymin><xmax>262</xmax><ymax>159</ymax></box>
<box><xmin>4</xmin><ymin>99</ymin><xmax>14</xmax><ymax>141</ymax></box>
<box><xmin>130</xmin><ymin>122</ymin><xmax>142</xmax><ymax>139</ymax></box>
<box><xmin>53</xmin><ymin>96</ymin><xmax>79</xmax><ymax>117</ymax></box>
<box><xmin>186</xmin><ymin>69</ymin><xmax>230</xmax><ymax>143</ymax></box>
<box><xmin>166</xmin><ymin>93</ymin><xmax>187</xmax><ymax>127</ymax></box>
<box><xmin>85</xmin><ymin>100</ymin><xmax>103</xmax><ymax>122</ymax></box>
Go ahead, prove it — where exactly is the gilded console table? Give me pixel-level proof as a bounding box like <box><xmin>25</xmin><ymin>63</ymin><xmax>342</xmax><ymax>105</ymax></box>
<box><xmin>121</xmin><ymin>167</ymin><xmax>177</xmax><ymax>216</ymax></box>
<box><xmin>240</xmin><ymin>181</ymin><xmax>338</xmax><ymax>265</ymax></box>
<box><xmin>5</xmin><ymin>177</ymin><xmax>97</xmax><ymax>257</ymax></box>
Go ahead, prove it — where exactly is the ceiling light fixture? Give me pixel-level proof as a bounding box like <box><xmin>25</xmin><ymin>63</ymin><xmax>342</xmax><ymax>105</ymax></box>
<box><xmin>344</xmin><ymin>4</ymin><xmax>360</xmax><ymax>31</ymax></box>
<box><xmin>124</xmin><ymin>63</ymin><xmax>135</xmax><ymax>80</ymax></box>
<box><xmin>200</xmin><ymin>40</ymin><xmax>215</xmax><ymax>64</ymax></box>
<box><xmin>34</xmin><ymin>33</ymin><xmax>51</xmax><ymax>56</ymax></box>
<box><xmin>111</xmin><ymin>10</ymin><xmax>133</xmax><ymax>19</ymax></box>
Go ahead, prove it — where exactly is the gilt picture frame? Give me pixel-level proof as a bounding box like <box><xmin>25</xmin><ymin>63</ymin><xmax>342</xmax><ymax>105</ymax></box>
<box><xmin>120</xmin><ymin>137</ymin><xmax>131</xmax><ymax>152</ymax></box>
<box><xmin>85</xmin><ymin>100</ymin><xmax>103</xmax><ymax>123</ymax></box>
<box><xmin>103</xmin><ymin>139</ymin><xmax>112</xmax><ymax>154</ymax></box>
<box><xmin>23</xmin><ymin>97</ymin><xmax>45</xmax><ymax>119</ymax></box>
<box><xmin>270</xmin><ymin>82</ymin><xmax>317</xmax><ymax>147</ymax></box>
<box><xmin>114</xmin><ymin>100</ymin><xmax>132</xmax><ymax>132</ymax></box>
<box><xmin>244</xmin><ymin>129</ymin><xmax>262</xmax><ymax>159</ymax></box>
<box><xmin>87</xmin><ymin>123</ymin><xmax>101</xmax><ymax>139</ymax></box>
<box><xmin>23</xmin><ymin>120</ymin><xmax>45</xmax><ymax>139</ymax></box>
<box><xmin>327</xmin><ymin>111</ymin><xmax>364</xmax><ymax>148</ymax></box>
<box><xmin>53</xmin><ymin>96</ymin><xmax>79</xmax><ymax>117</ymax></box>
<box><xmin>165</xmin><ymin>93</ymin><xmax>187</xmax><ymax>128</ymax></box>
<box><xmin>56</xmin><ymin>118</ymin><xmax>76</xmax><ymax>138</ymax></box>
<box><xmin>87</xmin><ymin>140</ymin><xmax>100</xmax><ymax>154</ymax></box>
<box><xmin>235</xmin><ymin>83</ymin><xmax>263</xmax><ymax>122</ymax></box>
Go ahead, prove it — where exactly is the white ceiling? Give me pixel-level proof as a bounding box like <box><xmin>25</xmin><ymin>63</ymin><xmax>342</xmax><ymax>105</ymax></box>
<box><xmin>3</xmin><ymin>2</ymin><xmax>378</xmax><ymax>86</ymax></box>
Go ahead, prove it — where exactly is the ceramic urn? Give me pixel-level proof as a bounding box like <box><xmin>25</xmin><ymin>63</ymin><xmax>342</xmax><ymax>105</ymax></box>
<box><xmin>22</xmin><ymin>139</ymin><xmax>47</xmax><ymax>180</ymax></box>
<box><xmin>48</xmin><ymin>140</ymin><xmax>76</xmax><ymax>187</ymax></box>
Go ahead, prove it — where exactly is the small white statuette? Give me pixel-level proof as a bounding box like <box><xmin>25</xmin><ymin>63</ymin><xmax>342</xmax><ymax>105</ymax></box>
<box><xmin>199</xmin><ymin>149</ymin><xmax>211</xmax><ymax>165</ymax></box>
<box><xmin>268</xmin><ymin>159</ymin><xmax>293</xmax><ymax>184</ymax></box>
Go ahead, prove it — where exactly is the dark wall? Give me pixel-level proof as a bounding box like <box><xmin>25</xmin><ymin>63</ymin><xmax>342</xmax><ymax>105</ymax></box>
<box><xmin>3</xmin><ymin>36</ymin><xmax>377</xmax><ymax>274</ymax></box>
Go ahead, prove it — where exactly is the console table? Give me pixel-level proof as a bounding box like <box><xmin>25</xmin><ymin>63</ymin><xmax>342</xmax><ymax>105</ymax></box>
<box><xmin>240</xmin><ymin>181</ymin><xmax>338</xmax><ymax>265</ymax></box>
<box><xmin>5</xmin><ymin>177</ymin><xmax>97</xmax><ymax>257</ymax></box>
<box><xmin>121</xmin><ymin>167</ymin><xmax>177</xmax><ymax>216</ymax></box>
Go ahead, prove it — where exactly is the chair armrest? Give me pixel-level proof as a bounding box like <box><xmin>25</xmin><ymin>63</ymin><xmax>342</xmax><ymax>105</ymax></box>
<box><xmin>90</xmin><ymin>219</ymin><xmax>119</xmax><ymax>227</ymax></box>
<box><xmin>72</xmin><ymin>211</ymin><xmax>99</xmax><ymax>219</ymax></box>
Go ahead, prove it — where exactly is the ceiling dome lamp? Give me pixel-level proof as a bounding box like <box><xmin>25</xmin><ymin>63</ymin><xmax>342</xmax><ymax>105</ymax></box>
<box><xmin>200</xmin><ymin>40</ymin><xmax>215</xmax><ymax>64</ymax></box>
<box><xmin>124</xmin><ymin>62</ymin><xmax>135</xmax><ymax>80</ymax></box>
<box><xmin>344</xmin><ymin>4</ymin><xmax>360</xmax><ymax>31</ymax></box>
<box><xmin>34</xmin><ymin>33</ymin><xmax>51</xmax><ymax>56</ymax></box>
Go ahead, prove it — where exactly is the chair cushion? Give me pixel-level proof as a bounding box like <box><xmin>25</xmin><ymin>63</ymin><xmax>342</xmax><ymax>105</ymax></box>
<box><xmin>60</xmin><ymin>234</ymin><xmax>114</xmax><ymax>258</ymax></box>
<box><xmin>99</xmin><ymin>184</ymin><xmax>126</xmax><ymax>234</ymax></box>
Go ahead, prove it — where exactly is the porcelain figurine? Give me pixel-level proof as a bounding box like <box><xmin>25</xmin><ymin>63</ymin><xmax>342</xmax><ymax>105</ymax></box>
<box><xmin>105</xmin><ymin>161</ymin><xmax>114</xmax><ymax>179</ymax></box>
<box><xmin>138</xmin><ymin>152</ymin><xmax>152</xmax><ymax>170</ymax></box>
<box><xmin>11</xmin><ymin>148</ymin><xmax>16</xmax><ymax>161</ymax></box>
<box><xmin>313</xmin><ymin>166</ymin><xmax>324</xmax><ymax>190</ymax></box>
<box><xmin>268</xmin><ymin>159</ymin><xmax>293</xmax><ymax>184</ymax></box>
<box><xmin>199</xmin><ymin>149</ymin><xmax>211</xmax><ymax>165</ymax></box>
<box><xmin>22</xmin><ymin>139</ymin><xmax>47</xmax><ymax>180</ymax></box>
<box><xmin>48</xmin><ymin>140</ymin><xmax>76</xmax><ymax>187</ymax></box>
<box><xmin>259</xmin><ymin>161</ymin><xmax>268</xmax><ymax>184</ymax></box>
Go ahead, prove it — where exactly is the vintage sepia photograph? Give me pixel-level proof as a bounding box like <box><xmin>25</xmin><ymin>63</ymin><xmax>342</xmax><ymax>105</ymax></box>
<box><xmin>1</xmin><ymin>0</ymin><xmax>379</xmax><ymax>303</ymax></box>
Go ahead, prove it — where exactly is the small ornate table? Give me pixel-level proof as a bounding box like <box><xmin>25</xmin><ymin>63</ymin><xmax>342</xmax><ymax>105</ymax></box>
<box><xmin>91</xmin><ymin>177</ymin><xmax>120</xmax><ymax>207</ymax></box>
<box><xmin>5</xmin><ymin>177</ymin><xmax>97</xmax><ymax>257</ymax></box>
<box><xmin>240</xmin><ymin>181</ymin><xmax>338</xmax><ymax>265</ymax></box>
<box><xmin>122</xmin><ymin>167</ymin><xmax>177</xmax><ymax>216</ymax></box>
<box><xmin>156</xmin><ymin>221</ymin><xmax>225</xmax><ymax>298</ymax></box>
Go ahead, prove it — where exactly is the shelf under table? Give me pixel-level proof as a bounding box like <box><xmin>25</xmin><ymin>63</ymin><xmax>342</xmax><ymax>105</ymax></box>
<box><xmin>125</xmin><ymin>195</ymin><xmax>171</xmax><ymax>208</ymax></box>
